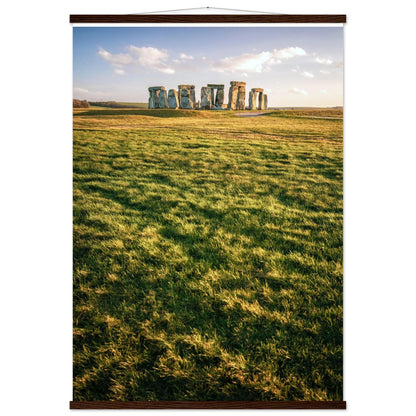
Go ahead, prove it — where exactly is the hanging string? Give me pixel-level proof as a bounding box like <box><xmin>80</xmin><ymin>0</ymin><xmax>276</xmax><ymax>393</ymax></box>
<box><xmin>135</xmin><ymin>6</ymin><xmax>281</xmax><ymax>15</ymax></box>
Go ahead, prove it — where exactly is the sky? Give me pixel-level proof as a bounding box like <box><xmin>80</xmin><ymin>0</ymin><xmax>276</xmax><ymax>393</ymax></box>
<box><xmin>73</xmin><ymin>26</ymin><xmax>343</xmax><ymax>107</ymax></box>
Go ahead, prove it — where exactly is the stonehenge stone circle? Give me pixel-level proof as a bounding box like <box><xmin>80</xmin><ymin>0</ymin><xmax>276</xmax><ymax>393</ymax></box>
<box><xmin>148</xmin><ymin>81</ymin><xmax>267</xmax><ymax>110</ymax></box>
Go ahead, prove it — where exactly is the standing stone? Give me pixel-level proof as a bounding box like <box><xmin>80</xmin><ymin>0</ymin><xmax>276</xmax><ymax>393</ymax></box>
<box><xmin>201</xmin><ymin>86</ymin><xmax>212</xmax><ymax>110</ymax></box>
<box><xmin>148</xmin><ymin>87</ymin><xmax>155</xmax><ymax>109</ymax></box>
<box><xmin>228</xmin><ymin>81</ymin><xmax>246</xmax><ymax>110</ymax></box>
<box><xmin>248</xmin><ymin>91</ymin><xmax>255</xmax><ymax>110</ymax></box>
<box><xmin>190</xmin><ymin>87</ymin><xmax>196</xmax><ymax>108</ymax></box>
<box><xmin>154</xmin><ymin>90</ymin><xmax>160</xmax><ymax>108</ymax></box>
<box><xmin>159</xmin><ymin>89</ymin><xmax>167</xmax><ymax>108</ymax></box>
<box><xmin>250</xmin><ymin>88</ymin><xmax>264</xmax><ymax>110</ymax></box>
<box><xmin>228</xmin><ymin>85</ymin><xmax>239</xmax><ymax>110</ymax></box>
<box><xmin>228</xmin><ymin>86</ymin><xmax>238</xmax><ymax>110</ymax></box>
<box><xmin>208</xmin><ymin>84</ymin><xmax>225</xmax><ymax>108</ymax></box>
<box><xmin>215</xmin><ymin>88</ymin><xmax>224</xmax><ymax>107</ymax></box>
<box><xmin>178</xmin><ymin>85</ymin><xmax>195</xmax><ymax>109</ymax></box>
<box><xmin>264</xmin><ymin>94</ymin><xmax>268</xmax><ymax>110</ymax></box>
<box><xmin>168</xmin><ymin>89</ymin><xmax>179</xmax><ymax>109</ymax></box>
<box><xmin>180</xmin><ymin>89</ymin><xmax>191</xmax><ymax>109</ymax></box>
<box><xmin>236</xmin><ymin>86</ymin><xmax>246</xmax><ymax>110</ymax></box>
<box><xmin>148</xmin><ymin>86</ymin><xmax>167</xmax><ymax>109</ymax></box>
<box><xmin>258</xmin><ymin>92</ymin><xmax>265</xmax><ymax>110</ymax></box>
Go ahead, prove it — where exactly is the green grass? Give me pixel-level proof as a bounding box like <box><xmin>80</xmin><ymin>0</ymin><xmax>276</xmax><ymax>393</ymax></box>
<box><xmin>73</xmin><ymin>108</ymin><xmax>343</xmax><ymax>401</ymax></box>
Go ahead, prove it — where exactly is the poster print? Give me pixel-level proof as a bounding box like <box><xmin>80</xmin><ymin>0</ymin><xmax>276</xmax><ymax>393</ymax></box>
<box><xmin>72</xmin><ymin>22</ymin><xmax>344</xmax><ymax>407</ymax></box>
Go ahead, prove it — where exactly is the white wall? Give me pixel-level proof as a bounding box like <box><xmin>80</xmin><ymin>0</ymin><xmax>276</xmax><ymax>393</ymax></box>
<box><xmin>1</xmin><ymin>1</ymin><xmax>415</xmax><ymax>415</ymax></box>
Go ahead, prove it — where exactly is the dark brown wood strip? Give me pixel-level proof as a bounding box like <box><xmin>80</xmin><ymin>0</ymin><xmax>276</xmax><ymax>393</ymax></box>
<box><xmin>70</xmin><ymin>400</ymin><xmax>347</xmax><ymax>409</ymax></box>
<box><xmin>69</xmin><ymin>14</ymin><xmax>346</xmax><ymax>24</ymax></box>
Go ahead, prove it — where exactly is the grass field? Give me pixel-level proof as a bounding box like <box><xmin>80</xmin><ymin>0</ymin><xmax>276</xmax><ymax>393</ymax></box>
<box><xmin>73</xmin><ymin>108</ymin><xmax>343</xmax><ymax>401</ymax></box>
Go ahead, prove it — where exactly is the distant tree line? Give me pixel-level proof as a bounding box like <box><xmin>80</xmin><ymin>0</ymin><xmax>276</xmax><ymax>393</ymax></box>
<box><xmin>88</xmin><ymin>101</ymin><xmax>132</xmax><ymax>108</ymax></box>
<box><xmin>73</xmin><ymin>99</ymin><xmax>90</xmax><ymax>108</ymax></box>
<box><xmin>88</xmin><ymin>101</ymin><xmax>148</xmax><ymax>109</ymax></box>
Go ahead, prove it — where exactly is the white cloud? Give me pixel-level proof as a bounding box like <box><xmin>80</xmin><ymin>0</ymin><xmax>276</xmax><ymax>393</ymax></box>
<box><xmin>321</xmin><ymin>89</ymin><xmax>328</xmax><ymax>94</ymax></box>
<box><xmin>180</xmin><ymin>53</ymin><xmax>194</xmax><ymax>60</ymax></box>
<box><xmin>98</xmin><ymin>45</ymin><xmax>175</xmax><ymax>74</ymax></box>
<box><xmin>301</xmin><ymin>71</ymin><xmax>314</xmax><ymax>78</ymax></box>
<box><xmin>214</xmin><ymin>51</ymin><xmax>272</xmax><ymax>73</ymax></box>
<box><xmin>289</xmin><ymin>88</ymin><xmax>308</xmax><ymax>96</ymax></box>
<box><xmin>315</xmin><ymin>57</ymin><xmax>333</xmax><ymax>66</ymax></box>
<box><xmin>96</xmin><ymin>45</ymin><xmax>310</xmax><ymax>77</ymax></box>
<box><xmin>292</xmin><ymin>68</ymin><xmax>314</xmax><ymax>78</ymax></box>
<box><xmin>320</xmin><ymin>69</ymin><xmax>331</xmax><ymax>74</ymax></box>
<box><xmin>274</xmin><ymin>47</ymin><xmax>306</xmax><ymax>60</ymax></box>
<box><xmin>98</xmin><ymin>47</ymin><xmax>133</xmax><ymax>66</ymax></box>
<box><xmin>212</xmin><ymin>46</ymin><xmax>306</xmax><ymax>73</ymax></box>
<box><xmin>128</xmin><ymin>46</ymin><xmax>174</xmax><ymax>74</ymax></box>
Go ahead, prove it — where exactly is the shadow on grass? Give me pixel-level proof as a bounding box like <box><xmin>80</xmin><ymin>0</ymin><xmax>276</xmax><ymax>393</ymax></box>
<box><xmin>74</xmin><ymin>109</ymin><xmax>229</xmax><ymax>118</ymax></box>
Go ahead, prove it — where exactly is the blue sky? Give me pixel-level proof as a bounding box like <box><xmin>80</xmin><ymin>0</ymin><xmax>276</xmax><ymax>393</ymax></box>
<box><xmin>73</xmin><ymin>26</ymin><xmax>343</xmax><ymax>107</ymax></box>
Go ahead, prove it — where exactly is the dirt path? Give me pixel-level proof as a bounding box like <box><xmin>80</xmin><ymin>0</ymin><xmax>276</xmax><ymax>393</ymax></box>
<box><xmin>298</xmin><ymin>116</ymin><xmax>343</xmax><ymax>120</ymax></box>
<box><xmin>235</xmin><ymin>112</ymin><xmax>342</xmax><ymax>120</ymax></box>
<box><xmin>235</xmin><ymin>112</ymin><xmax>268</xmax><ymax>117</ymax></box>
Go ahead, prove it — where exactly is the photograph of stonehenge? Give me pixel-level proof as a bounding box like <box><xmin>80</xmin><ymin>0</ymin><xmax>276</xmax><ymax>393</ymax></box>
<box><xmin>73</xmin><ymin>24</ymin><xmax>344</xmax><ymax>404</ymax></box>
<box><xmin>148</xmin><ymin>82</ymin><xmax>268</xmax><ymax>110</ymax></box>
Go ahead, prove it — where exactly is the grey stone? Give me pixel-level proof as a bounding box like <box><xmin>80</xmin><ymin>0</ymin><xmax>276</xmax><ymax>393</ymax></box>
<box><xmin>168</xmin><ymin>89</ymin><xmax>179</xmax><ymax>109</ymax></box>
<box><xmin>148</xmin><ymin>82</ymin><xmax>266</xmax><ymax>111</ymax></box>
<box><xmin>207</xmin><ymin>84</ymin><xmax>225</xmax><ymax>108</ymax></box>
<box><xmin>236</xmin><ymin>86</ymin><xmax>246</xmax><ymax>110</ymax></box>
<box><xmin>248</xmin><ymin>91</ymin><xmax>254</xmax><ymax>110</ymax></box>
<box><xmin>154</xmin><ymin>90</ymin><xmax>160</xmax><ymax>108</ymax></box>
<box><xmin>178</xmin><ymin>85</ymin><xmax>195</xmax><ymax>109</ymax></box>
<box><xmin>228</xmin><ymin>81</ymin><xmax>246</xmax><ymax>110</ymax></box>
<box><xmin>249</xmin><ymin>88</ymin><xmax>265</xmax><ymax>110</ymax></box>
<box><xmin>159</xmin><ymin>90</ymin><xmax>168</xmax><ymax>108</ymax></box>
<box><xmin>190</xmin><ymin>88</ymin><xmax>196</xmax><ymax>108</ymax></box>
<box><xmin>148</xmin><ymin>86</ymin><xmax>167</xmax><ymax>109</ymax></box>
<box><xmin>180</xmin><ymin>88</ymin><xmax>192</xmax><ymax>109</ymax></box>
<box><xmin>257</xmin><ymin>92</ymin><xmax>265</xmax><ymax>110</ymax></box>
<box><xmin>215</xmin><ymin>88</ymin><xmax>224</xmax><ymax>107</ymax></box>
<box><xmin>228</xmin><ymin>86</ymin><xmax>238</xmax><ymax>110</ymax></box>
<box><xmin>201</xmin><ymin>86</ymin><xmax>212</xmax><ymax>110</ymax></box>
